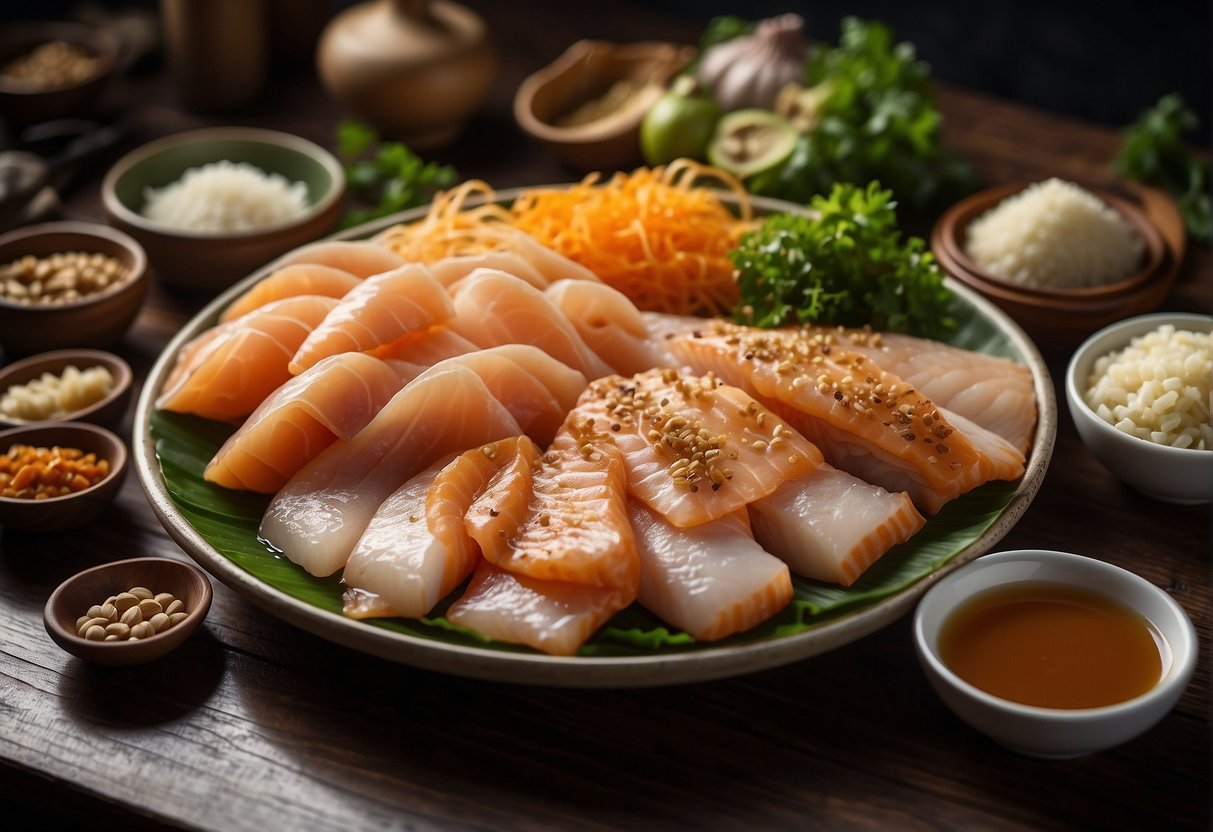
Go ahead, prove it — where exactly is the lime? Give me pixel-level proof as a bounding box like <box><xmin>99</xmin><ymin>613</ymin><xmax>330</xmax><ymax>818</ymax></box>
<box><xmin>639</xmin><ymin>76</ymin><xmax>721</xmax><ymax>166</ymax></box>
<box><xmin>706</xmin><ymin>109</ymin><xmax>798</xmax><ymax>179</ymax></box>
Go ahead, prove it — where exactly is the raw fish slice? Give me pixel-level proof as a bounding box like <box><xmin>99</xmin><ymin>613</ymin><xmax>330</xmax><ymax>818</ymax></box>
<box><xmin>830</xmin><ymin>329</ymin><xmax>1037</xmax><ymax>454</ymax></box>
<box><xmin>371</xmin><ymin>326</ymin><xmax>480</xmax><ymax>380</ymax></box>
<box><xmin>545</xmin><ymin>280</ymin><xmax>677</xmax><ymax>375</ymax></box>
<box><xmin>438</xmin><ymin>345</ymin><xmax>588</xmax><ymax>446</ymax></box>
<box><xmin>273</xmin><ymin>240</ymin><xmax>405</xmax><ymax>278</ymax></box>
<box><xmin>748</xmin><ymin>464</ymin><xmax>925</xmax><ymax>587</ymax></box>
<box><xmin>261</xmin><ymin>365</ymin><xmax>522</xmax><ymax>577</ymax></box>
<box><xmin>204</xmin><ymin>352</ymin><xmax>407</xmax><ymax>493</ymax></box>
<box><xmin>220</xmin><ymin>263</ymin><xmax>360</xmax><ymax>323</ymax></box>
<box><xmin>664</xmin><ymin>321</ymin><xmax>1025</xmax><ymax>514</ymax></box>
<box><xmin>463</xmin><ymin>436</ymin><xmax>542</xmax><ymax>550</ymax></box>
<box><xmin>428</xmin><ymin>250</ymin><xmax>550</xmax><ymax>289</ymax></box>
<box><xmin>471</xmin><ymin>415</ymin><xmax>639</xmax><ymax>591</ymax></box>
<box><xmin>573</xmin><ymin>369</ymin><xmax>822</xmax><ymax>528</ymax></box>
<box><xmin>449</xmin><ymin>269</ymin><xmax>614</xmax><ymax>380</ymax></box>
<box><xmin>629</xmin><ymin>502</ymin><xmax>792</xmax><ymax>641</ymax></box>
<box><xmin>157</xmin><ymin>295</ymin><xmax>339</xmax><ymax>422</ymax></box>
<box><xmin>289</xmin><ymin>263</ymin><xmax>454</xmax><ymax>374</ymax></box>
<box><xmin>342</xmin><ymin>439</ymin><xmax>537</xmax><ymax>620</ymax></box>
<box><xmin>446</xmin><ymin>561</ymin><xmax>632</xmax><ymax>656</ymax></box>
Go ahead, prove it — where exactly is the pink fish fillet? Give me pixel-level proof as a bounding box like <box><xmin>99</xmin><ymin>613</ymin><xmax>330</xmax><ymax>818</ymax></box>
<box><xmin>219</xmin><ymin>263</ymin><xmax>360</xmax><ymax>323</ymax></box>
<box><xmin>203</xmin><ymin>352</ymin><xmax>408</xmax><ymax>493</ymax></box>
<box><xmin>289</xmin><ymin>263</ymin><xmax>455</xmax><ymax>374</ymax></box>
<box><xmin>157</xmin><ymin>295</ymin><xmax>339</xmax><ymax>422</ymax></box>
<box><xmin>273</xmin><ymin>240</ymin><xmax>406</xmax><ymax>278</ymax></box>
<box><xmin>446</xmin><ymin>561</ymin><xmax>633</xmax><ymax>656</ymax></box>
<box><xmin>545</xmin><ymin>280</ymin><xmax>678</xmax><ymax>376</ymax></box>
<box><xmin>370</xmin><ymin>326</ymin><xmax>481</xmax><ymax>381</ymax></box>
<box><xmin>260</xmin><ymin>347</ymin><xmax>588</xmax><ymax>577</ymax></box>
<box><xmin>747</xmin><ymin>464</ymin><xmax>925</xmax><ymax>586</ymax></box>
<box><xmin>629</xmin><ymin>502</ymin><xmax>792</xmax><ymax>641</ymax></box>
<box><xmin>427</xmin><ymin>250</ymin><xmax>551</xmax><ymax>289</ymax></box>
<box><xmin>448</xmin><ymin>269</ymin><xmax>614</xmax><ymax>381</ymax></box>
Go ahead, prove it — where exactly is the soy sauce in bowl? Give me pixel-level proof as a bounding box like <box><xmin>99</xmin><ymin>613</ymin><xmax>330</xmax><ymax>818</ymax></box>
<box><xmin>937</xmin><ymin>582</ymin><xmax>1169</xmax><ymax>709</ymax></box>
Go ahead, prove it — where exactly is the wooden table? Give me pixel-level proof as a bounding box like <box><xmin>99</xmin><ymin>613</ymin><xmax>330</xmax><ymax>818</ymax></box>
<box><xmin>1</xmin><ymin>5</ymin><xmax>1209</xmax><ymax>830</ymax></box>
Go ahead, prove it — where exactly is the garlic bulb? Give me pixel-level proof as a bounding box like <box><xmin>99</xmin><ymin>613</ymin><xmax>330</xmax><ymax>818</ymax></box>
<box><xmin>697</xmin><ymin>14</ymin><xmax>810</xmax><ymax>112</ymax></box>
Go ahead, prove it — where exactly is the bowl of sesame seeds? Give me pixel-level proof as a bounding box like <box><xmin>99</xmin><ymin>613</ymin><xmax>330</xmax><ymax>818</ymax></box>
<box><xmin>0</xmin><ymin>21</ymin><xmax>119</xmax><ymax>125</ymax></box>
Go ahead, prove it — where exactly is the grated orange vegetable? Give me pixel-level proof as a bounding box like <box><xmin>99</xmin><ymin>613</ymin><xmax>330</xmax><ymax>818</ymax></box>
<box><xmin>376</xmin><ymin>161</ymin><xmax>754</xmax><ymax>316</ymax></box>
<box><xmin>510</xmin><ymin>160</ymin><xmax>752</xmax><ymax>316</ymax></box>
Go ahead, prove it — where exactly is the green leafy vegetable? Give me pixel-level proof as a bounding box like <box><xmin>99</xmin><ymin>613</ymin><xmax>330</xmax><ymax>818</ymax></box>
<box><xmin>337</xmin><ymin>120</ymin><xmax>459</xmax><ymax>229</ymax></box>
<box><xmin>732</xmin><ymin>181</ymin><xmax>954</xmax><ymax>338</ymax></box>
<box><xmin>1112</xmin><ymin>94</ymin><xmax>1211</xmax><ymax>245</ymax></box>
<box><xmin>747</xmin><ymin>17</ymin><xmax>972</xmax><ymax>211</ymax></box>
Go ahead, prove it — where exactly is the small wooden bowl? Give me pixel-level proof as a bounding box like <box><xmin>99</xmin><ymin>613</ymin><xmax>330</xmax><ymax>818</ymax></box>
<box><xmin>0</xmin><ymin>421</ymin><xmax>128</xmax><ymax>532</ymax></box>
<box><xmin>43</xmin><ymin>557</ymin><xmax>212</xmax><ymax>666</ymax></box>
<box><xmin>0</xmin><ymin>22</ymin><xmax>119</xmax><ymax>125</ymax></box>
<box><xmin>0</xmin><ymin>349</ymin><xmax>133</xmax><ymax>430</ymax></box>
<box><xmin>931</xmin><ymin>181</ymin><xmax>1183</xmax><ymax>345</ymax></box>
<box><xmin>0</xmin><ymin>221</ymin><xmax>149</xmax><ymax>357</ymax></box>
<box><xmin>515</xmin><ymin>40</ymin><xmax>695</xmax><ymax>171</ymax></box>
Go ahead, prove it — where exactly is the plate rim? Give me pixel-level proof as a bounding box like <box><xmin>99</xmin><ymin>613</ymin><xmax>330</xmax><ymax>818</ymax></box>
<box><xmin>133</xmin><ymin>189</ymin><xmax>1057</xmax><ymax>688</ymax></box>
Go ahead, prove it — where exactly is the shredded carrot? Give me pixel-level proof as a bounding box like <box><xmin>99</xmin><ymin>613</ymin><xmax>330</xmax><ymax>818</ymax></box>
<box><xmin>510</xmin><ymin>161</ymin><xmax>752</xmax><ymax>316</ymax></box>
<box><xmin>375</xmin><ymin>161</ymin><xmax>754</xmax><ymax>316</ymax></box>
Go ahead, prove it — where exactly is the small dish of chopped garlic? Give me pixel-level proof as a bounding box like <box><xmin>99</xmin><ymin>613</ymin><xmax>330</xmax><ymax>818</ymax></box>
<box><xmin>0</xmin><ymin>348</ymin><xmax>132</xmax><ymax>429</ymax></box>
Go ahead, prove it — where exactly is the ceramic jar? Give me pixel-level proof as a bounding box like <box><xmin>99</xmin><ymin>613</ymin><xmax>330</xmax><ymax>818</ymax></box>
<box><xmin>316</xmin><ymin>0</ymin><xmax>497</xmax><ymax>148</ymax></box>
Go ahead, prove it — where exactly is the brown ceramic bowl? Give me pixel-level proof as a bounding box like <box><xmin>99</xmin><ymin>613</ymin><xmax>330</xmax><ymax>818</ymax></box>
<box><xmin>515</xmin><ymin>40</ymin><xmax>695</xmax><ymax>171</ymax></box>
<box><xmin>102</xmin><ymin>126</ymin><xmax>346</xmax><ymax>294</ymax></box>
<box><xmin>0</xmin><ymin>421</ymin><xmax>128</xmax><ymax>532</ymax></box>
<box><xmin>0</xmin><ymin>349</ymin><xmax>133</xmax><ymax>430</ymax></box>
<box><xmin>931</xmin><ymin>180</ymin><xmax>1183</xmax><ymax>344</ymax></box>
<box><xmin>0</xmin><ymin>221</ymin><xmax>149</xmax><ymax>357</ymax></box>
<box><xmin>43</xmin><ymin>557</ymin><xmax>212</xmax><ymax>666</ymax></box>
<box><xmin>0</xmin><ymin>22</ymin><xmax>119</xmax><ymax>125</ymax></box>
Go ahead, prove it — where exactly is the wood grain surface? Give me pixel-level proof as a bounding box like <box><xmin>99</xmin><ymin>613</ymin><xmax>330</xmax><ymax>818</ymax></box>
<box><xmin>1</xmin><ymin>4</ymin><xmax>1209</xmax><ymax>830</ymax></box>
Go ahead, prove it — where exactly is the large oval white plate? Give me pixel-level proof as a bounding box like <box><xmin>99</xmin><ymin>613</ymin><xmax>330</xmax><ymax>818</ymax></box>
<box><xmin>133</xmin><ymin>191</ymin><xmax>1056</xmax><ymax>687</ymax></box>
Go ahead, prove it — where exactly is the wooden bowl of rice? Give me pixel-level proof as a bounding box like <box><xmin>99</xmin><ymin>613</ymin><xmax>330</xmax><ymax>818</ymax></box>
<box><xmin>102</xmin><ymin>127</ymin><xmax>345</xmax><ymax>294</ymax></box>
<box><xmin>931</xmin><ymin>179</ymin><xmax>1182</xmax><ymax>344</ymax></box>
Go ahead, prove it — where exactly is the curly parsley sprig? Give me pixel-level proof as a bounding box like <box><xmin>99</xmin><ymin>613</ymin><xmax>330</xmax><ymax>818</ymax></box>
<box><xmin>732</xmin><ymin>181</ymin><xmax>954</xmax><ymax>338</ymax></box>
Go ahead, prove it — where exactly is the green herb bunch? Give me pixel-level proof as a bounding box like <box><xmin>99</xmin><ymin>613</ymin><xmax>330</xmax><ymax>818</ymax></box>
<box><xmin>748</xmin><ymin>17</ymin><xmax>973</xmax><ymax>212</ymax></box>
<box><xmin>337</xmin><ymin>121</ymin><xmax>459</xmax><ymax>229</ymax></box>
<box><xmin>1112</xmin><ymin>94</ymin><xmax>1211</xmax><ymax>245</ymax></box>
<box><xmin>732</xmin><ymin>181</ymin><xmax>954</xmax><ymax>338</ymax></box>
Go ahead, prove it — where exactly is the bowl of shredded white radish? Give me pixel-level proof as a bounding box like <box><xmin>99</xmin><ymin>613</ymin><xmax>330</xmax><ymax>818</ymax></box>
<box><xmin>1066</xmin><ymin>312</ymin><xmax>1212</xmax><ymax>505</ymax></box>
<box><xmin>102</xmin><ymin>127</ymin><xmax>345</xmax><ymax>294</ymax></box>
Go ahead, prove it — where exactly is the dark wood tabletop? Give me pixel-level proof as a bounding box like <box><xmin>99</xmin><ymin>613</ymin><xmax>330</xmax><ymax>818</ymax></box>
<box><xmin>1</xmin><ymin>4</ymin><xmax>1209</xmax><ymax>830</ymax></box>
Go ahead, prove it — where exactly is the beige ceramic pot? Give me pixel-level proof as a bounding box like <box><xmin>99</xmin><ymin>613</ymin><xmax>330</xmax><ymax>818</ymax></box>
<box><xmin>316</xmin><ymin>0</ymin><xmax>497</xmax><ymax>148</ymax></box>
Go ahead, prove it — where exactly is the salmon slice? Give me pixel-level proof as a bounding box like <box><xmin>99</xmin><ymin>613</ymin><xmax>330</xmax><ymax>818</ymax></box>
<box><xmin>260</xmin><ymin>347</ymin><xmax>587</xmax><ymax>577</ymax></box>
<box><xmin>157</xmin><ymin>295</ymin><xmax>339</xmax><ymax>422</ymax></box>
<box><xmin>545</xmin><ymin>280</ymin><xmax>677</xmax><ymax>376</ymax></box>
<box><xmin>663</xmin><ymin>321</ymin><xmax>1025</xmax><ymax>514</ymax></box>
<box><xmin>462</xmin><ymin>436</ymin><xmax>542</xmax><ymax>553</ymax></box>
<box><xmin>273</xmin><ymin>240</ymin><xmax>405</xmax><ymax>278</ymax></box>
<box><xmin>446</xmin><ymin>561</ymin><xmax>632</xmax><ymax>656</ymax></box>
<box><xmin>448</xmin><ymin>269</ymin><xmax>614</xmax><ymax>381</ymax></box>
<box><xmin>629</xmin><ymin>502</ymin><xmax>792</xmax><ymax>641</ymax></box>
<box><xmin>204</xmin><ymin>353</ymin><xmax>407</xmax><ymax>493</ymax></box>
<box><xmin>289</xmin><ymin>263</ymin><xmax>455</xmax><ymax>374</ymax></box>
<box><xmin>219</xmin><ymin>263</ymin><xmax>360</xmax><ymax>323</ymax></box>
<box><xmin>427</xmin><ymin>250</ymin><xmax>551</xmax><ymax>289</ymax></box>
<box><xmin>748</xmin><ymin>464</ymin><xmax>925</xmax><ymax>586</ymax></box>
<box><xmin>370</xmin><ymin>326</ymin><xmax>480</xmax><ymax>380</ymax></box>
<box><xmin>471</xmin><ymin>414</ymin><xmax>639</xmax><ymax>591</ymax></box>
<box><xmin>261</xmin><ymin>365</ymin><xmax>522</xmax><ymax>577</ymax></box>
<box><xmin>646</xmin><ymin>312</ymin><xmax>1038</xmax><ymax>455</ymax></box>
<box><xmin>342</xmin><ymin>438</ymin><xmax>539</xmax><ymax>620</ymax></box>
<box><xmin>572</xmin><ymin>369</ymin><xmax>822</xmax><ymax>528</ymax></box>
<box><xmin>833</xmin><ymin>329</ymin><xmax>1037</xmax><ymax>454</ymax></box>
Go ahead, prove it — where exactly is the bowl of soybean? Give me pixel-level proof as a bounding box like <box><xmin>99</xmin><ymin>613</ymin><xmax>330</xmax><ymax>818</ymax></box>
<box><xmin>44</xmin><ymin>557</ymin><xmax>212</xmax><ymax>666</ymax></box>
<box><xmin>913</xmin><ymin>549</ymin><xmax>1196</xmax><ymax>759</ymax></box>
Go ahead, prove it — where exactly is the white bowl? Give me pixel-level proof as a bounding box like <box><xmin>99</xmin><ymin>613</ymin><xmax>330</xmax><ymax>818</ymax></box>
<box><xmin>913</xmin><ymin>549</ymin><xmax>1196</xmax><ymax>759</ymax></box>
<box><xmin>1065</xmin><ymin>312</ymin><xmax>1213</xmax><ymax>504</ymax></box>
